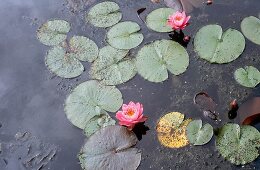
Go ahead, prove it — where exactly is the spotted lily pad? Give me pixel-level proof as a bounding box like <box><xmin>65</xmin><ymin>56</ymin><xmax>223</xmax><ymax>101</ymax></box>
<box><xmin>241</xmin><ymin>16</ymin><xmax>260</xmax><ymax>45</ymax></box>
<box><xmin>216</xmin><ymin>123</ymin><xmax>260</xmax><ymax>165</ymax></box>
<box><xmin>107</xmin><ymin>21</ymin><xmax>144</xmax><ymax>50</ymax></box>
<box><xmin>186</xmin><ymin>119</ymin><xmax>213</xmax><ymax>145</ymax></box>
<box><xmin>37</xmin><ymin>20</ymin><xmax>70</xmax><ymax>46</ymax></box>
<box><xmin>90</xmin><ymin>46</ymin><xmax>136</xmax><ymax>85</ymax></box>
<box><xmin>146</xmin><ymin>8</ymin><xmax>175</xmax><ymax>32</ymax></box>
<box><xmin>86</xmin><ymin>1</ymin><xmax>122</xmax><ymax>28</ymax></box>
<box><xmin>234</xmin><ymin>66</ymin><xmax>260</xmax><ymax>88</ymax></box>
<box><xmin>64</xmin><ymin>80</ymin><xmax>123</xmax><ymax>129</ymax></box>
<box><xmin>136</xmin><ymin>39</ymin><xmax>189</xmax><ymax>82</ymax></box>
<box><xmin>83</xmin><ymin>112</ymin><xmax>116</xmax><ymax>137</ymax></box>
<box><xmin>194</xmin><ymin>25</ymin><xmax>245</xmax><ymax>63</ymax></box>
<box><xmin>156</xmin><ymin>112</ymin><xmax>192</xmax><ymax>148</ymax></box>
<box><xmin>79</xmin><ymin>125</ymin><xmax>141</xmax><ymax>170</ymax></box>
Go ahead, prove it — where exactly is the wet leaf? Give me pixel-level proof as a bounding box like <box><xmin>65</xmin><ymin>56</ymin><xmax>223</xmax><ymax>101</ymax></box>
<box><xmin>107</xmin><ymin>21</ymin><xmax>144</xmax><ymax>50</ymax></box>
<box><xmin>234</xmin><ymin>66</ymin><xmax>260</xmax><ymax>88</ymax></box>
<box><xmin>69</xmin><ymin>36</ymin><xmax>99</xmax><ymax>62</ymax></box>
<box><xmin>241</xmin><ymin>16</ymin><xmax>260</xmax><ymax>45</ymax></box>
<box><xmin>156</xmin><ymin>112</ymin><xmax>192</xmax><ymax>148</ymax></box>
<box><xmin>86</xmin><ymin>1</ymin><xmax>122</xmax><ymax>28</ymax></box>
<box><xmin>136</xmin><ymin>39</ymin><xmax>189</xmax><ymax>82</ymax></box>
<box><xmin>37</xmin><ymin>20</ymin><xmax>70</xmax><ymax>46</ymax></box>
<box><xmin>194</xmin><ymin>25</ymin><xmax>245</xmax><ymax>64</ymax></box>
<box><xmin>186</xmin><ymin>119</ymin><xmax>213</xmax><ymax>145</ymax></box>
<box><xmin>146</xmin><ymin>8</ymin><xmax>175</xmax><ymax>33</ymax></box>
<box><xmin>216</xmin><ymin>123</ymin><xmax>260</xmax><ymax>165</ymax></box>
<box><xmin>90</xmin><ymin>46</ymin><xmax>136</xmax><ymax>85</ymax></box>
<box><xmin>164</xmin><ymin>0</ymin><xmax>183</xmax><ymax>12</ymax></box>
<box><xmin>79</xmin><ymin>125</ymin><xmax>141</xmax><ymax>170</ymax></box>
<box><xmin>179</xmin><ymin>0</ymin><xmax>204</xmax><ymax>13</ymax></box>
<box><xmin>83</xmin><ymin>112</ymin><xmax>115</xmax><ymax>137</ymax></box>
<box><xmin>45</xmin><ymin>46</ymin><xmax>84</xmax><ymax>78</ymax></box>
<box><xmin>64</xmin><ymin>80</ymin><xmax>123</xmax><ymax>129</ymax></box>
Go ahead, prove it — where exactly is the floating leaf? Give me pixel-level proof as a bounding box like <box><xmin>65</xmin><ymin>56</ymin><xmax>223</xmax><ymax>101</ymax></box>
<box><xmin>45</xmin><ymin>46</ymin><xmax>84</xmax><ymax>78</ymax></box>
<box><xmin>79</xmin><ymin>125</ymin><xmax>141</xmax><ymax>170</ymax></box>
<box><xmin>107</xmin><ymin>21</ymin><xmax>144</xmax><ymax>50</ymax></box>
<box><xmin>186</xmin><ymin>119</ymin><xmax>213</xmax><ymax>145</ymax></box>
<box><xmin>194</xmin><ymin>25</ymin><xmax>245</xmax><ymax>64</ymax></box>
<box><xmin>146</xmin><ymin>8</ymin><xmax>175</xmax><ymax>33</ymax></box>
<box><xmin>86</xmin><ymin>1</ymin><xmax>122</xmax><ymax>28</ymax></box>
<box><xmin>90</xmin><ymin>46</ymin><xmax>136</xmax><ymax>85</ymax></box>
<box><xmin>234</xmin><ymin>66</ymin><xmax>260</xmax><ymax>88</ymax></box>
<box><xmin>64</xmin><ymin>80</ymin><xmax>123</xmax><ymax>129</ymax></box>
<box><xmin>37</xmin><ymin>20</ymin><xmax>70</xmax><ymax>46</ymax></box>
<box><xmin>69</xmin><ymin>36</ymin><xmax>99</xmax><ymax>62</ymax></box>
<box><xmin>216</xmin><ymin>123</ymin><xmax>260</xmax><ymax>165</ymax></box>
<box><xmin>156</xmin><ymin>112</ymin><xmax>192</xmax><ymax>148</ymax></box>
<box><xmin>241</xmin><ymin>16</ymin><xmax>260</xmax><ymax>45</ymax></box>
<box><xmin>136</xmin><ymin>39</ymin><xmax>189</xmax><ymax>82</ymax></box>
<box><xmin>83</xmin><ymin>112</ymin><xmax>115</xmax><ymax>137</ymax></box>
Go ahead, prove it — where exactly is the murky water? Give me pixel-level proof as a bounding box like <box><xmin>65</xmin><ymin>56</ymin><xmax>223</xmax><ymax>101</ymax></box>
<box><xmin>0</xmin><ymin>0</ymin><xmax>260</xmax><ymax>169</ymax></box>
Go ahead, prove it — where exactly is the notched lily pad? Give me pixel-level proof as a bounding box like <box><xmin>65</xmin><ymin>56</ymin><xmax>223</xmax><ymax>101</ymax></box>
<box><xmin>216</xmin><ymin>123</ymin><xmax>260</xmax><ymax>165</ymax></box>
<box><xmin>136</xmin><ymin>39</ymin><xmax>189</xmax><ymax>82</ymax></box>
<box><xmin>37</xmin><ymin>20</ymin><xmax>70</xmax><ymax>46</ymax></box>
<box><xmin>186</xmin><ymin>119</ymin><xmax>213</xmax><ymax>145</ymax></box>
<box><xmin>79</xmin><ymin>125</ymin><xmax>141</xmax><ymax>170</ymax></box>
<box><xmin>194</xmin><ymin>24</ymin><xmax>245</xmax><ymax>64</ymax></box>
<box><xmin>146</xmin><ymin>8</ymin><xmax>175</xmax><ymax>32</ymax></box>
<box><xmin>90</xmin><ymin>46</ymin><xmax>136</xmax><ymax>85</ymax></box>
<box><xmin>86</xmin><ymin>1</ymin><xmax>122</xmax><ymax>28</ymax></box>
<box><xmin>234</xmin><ymin>66</ymin><xmax>260</xmax><ymax>88</ymax></box>
<box><xmin>107</xmin><ymin>21</ymin><xmax>144</xmax><ymax>50</ymax></box>
<box><xmin>241</xmin><ymin>16</ymin><xmax>260</xmax><ymax>45</ymax></box>
<box><xmin>64</xmin><ymin>80</ymin><xmax>123</xmax><ymax>129</ymax></box>
<box><xmin>156</xmin><ymin>112</ymin><xmax>192</xmax><ymax>148</ymax></box>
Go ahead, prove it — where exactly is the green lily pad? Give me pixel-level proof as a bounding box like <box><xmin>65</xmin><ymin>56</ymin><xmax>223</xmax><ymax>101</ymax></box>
<box><xmin>86</xmin><ymin>1</ymin><xmax>122</xmax><ymax>28</ymax></box>
<box><xmin>79</xmin><ymin>125</ymin><xmax>141</xmax><ymax>170</ymax></box>
<box><xmin>90</xmin><ymin>46</ymin><xmax>136</xmax><ymax>85</ymax></box>
<box><xmin>216</xmin><ymin>123</ymin><xmax>260</xmax><ymax>165</ymax></box>
<box><xmin>146</xmin><ymin>8</ymin><xmax>175</xmax><ymax>33</ymax></box>
<box><xmin>234</xmin><ymin>66</ymin><xmax>260</xmax><ymax>88</ymax></box>
<box><xmin>69</xmin><ymin>36</ymin><xmax>99</xmax><ymax>62</ymax></box>
<box><xmin>194</xmin><ymin>24</ymin><xmax>245</xmax><ymax>64</ymax></box>
<box><xmin>241</xmin><ymin>16</ymin><xmax>260</xmax><ymax>45</ymax></box>
<box><xmin>186</xmin><ymin>119</ymin><xmax>213</xmax><ymax>146</ymax></box>
<box><xmin>136</xmin><ymin>39</ymin><xmax>189</xmax><ymax>82</ymax></box>
<box><xmin>45</xmin><ymin>46</ymin><xmax>84</xmax><ymax>78</ymax></box>
<box><xmin>83</xmin><ymin>112</ymin><xmax>115</xmax><ymax>137</ymax></box>
<box><xmin>107</xmin><ymin>21</ymin><xmax>144</xmax><ymax>50</ymax></box>
<box><xmin>64</xmin><ymin>80</ymin><xmax>123</xmax><ymax>129</ymax></box>
<box><xmin>37</xmin><ymin>20</ymin><xmax>70</xmax><ymax>46</ymax></box>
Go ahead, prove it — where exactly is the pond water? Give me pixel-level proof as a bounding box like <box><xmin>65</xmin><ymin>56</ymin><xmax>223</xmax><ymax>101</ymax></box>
<box><xmin>0</xmin><ymin>0</ymin><xmax>260</xmax><ymax>169</ymax></box>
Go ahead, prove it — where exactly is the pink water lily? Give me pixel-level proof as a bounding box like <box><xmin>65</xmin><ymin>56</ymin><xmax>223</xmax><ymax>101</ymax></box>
<box><xmin>167</xmin><ymin>11</ymin><xmax>191</xmax><ymax>30</ymax></box>
<box><xmin>116</xmin><ymin>101</ymin><xmax>147</xmax><ymax>130</ymax></box>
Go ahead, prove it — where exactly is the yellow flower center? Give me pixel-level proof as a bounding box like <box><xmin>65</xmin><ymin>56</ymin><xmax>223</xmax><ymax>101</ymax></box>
<box><xmin>175</xmin><ymin>16</ymin><xmax>182</xmax><ymax>21</ymax></box>
<box><xmin>126</xmin><ymin>109</ymin><xmax>135</xmax><ymax>116</ymax></box>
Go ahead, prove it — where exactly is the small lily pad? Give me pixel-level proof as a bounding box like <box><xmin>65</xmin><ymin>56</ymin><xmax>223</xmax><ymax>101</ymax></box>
<box><xmin>37</xmin><ymin>20</ymin><xmax>70</xmax><ymax>46</ymax></box>
<box><xmin>45</xmin><ymin>46</ymin><xmax>84</xmax><ymax>78</ymax></box>
<box><xmin>79</xmin><ymin>125</ymin><xmax>141</xmax><ymax>170</ymax></box>
<box><xmin>90</xmin><ymin>46</ymin><xmax>136</xmax><ymax>85</ymax></box>
<box><xmin>107</xmin><ymin>21</ymin><xmax>144</xmax><ymax>50</ymax></box>
<box><xmin>136</xmin><ymin>39</ymin><xmax>189</xmax><ymax>82</ymax></box>
<box><xmin>234</xmin><ymin>66</ymin><xmax>260</xmax><ymax>88</ymax></box>
<box><xmin>86</xmin><ymin>1</ymin><xmax>122</xmax><ymax>28</ymax></box>
<box><xmin>146</xmin><ymin>8</ymin><xmax>175</xmax><ymax>33</ymax></box>
<box><xmin>64</xmin><ymin>80</ymin><xmax>123</xmax><ymax>129</ymax></box>
<box><xmin>83</xmin><ymin>112</ymin><xmax>116</xmax><ymax>137</ymax></box>
<box><xmin>156</xmin><ymin>112</ymin><xmax>192</xmax><ymax>148</ymax></box>
<box><xmin>216</xmin><ymin>123</ymin><xmax>260</xmax><ymax>165</ymax></box>
<box><xmin>186</xmin><ymin>119</ymin><xmax>213</xmax><ymax>145</ymax></box>
<box><xmin>241</xmin><ymin>16</ymin><xmax>260</xmax><ymax>45</ymax></box>
<box><xmin>194</xmin><ymin>25</ymin><xmax>245</xmax><ymax>64</ymax></box>
<box><xmin>69</xmin><ymin>36</ymin><xmax>99</xmax><ymax>62</ymax></box>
